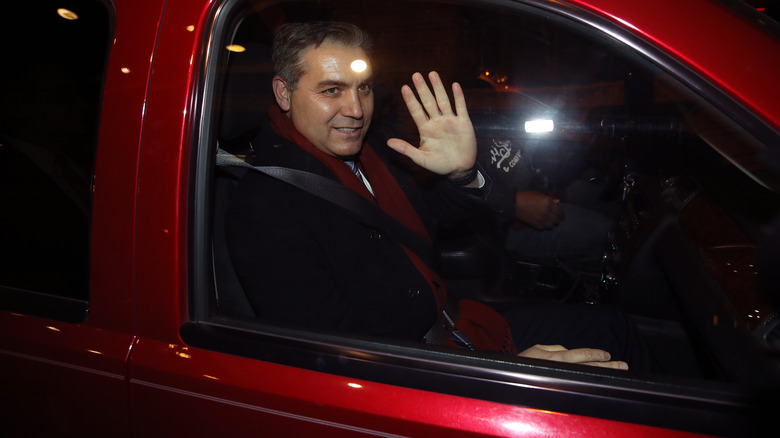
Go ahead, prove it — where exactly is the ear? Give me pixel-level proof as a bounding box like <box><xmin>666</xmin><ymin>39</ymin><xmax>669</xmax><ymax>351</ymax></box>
<box><xmin>272</xmin><ymin>76</ymin><xmax>291</xmax><ymax>111</ymax></box>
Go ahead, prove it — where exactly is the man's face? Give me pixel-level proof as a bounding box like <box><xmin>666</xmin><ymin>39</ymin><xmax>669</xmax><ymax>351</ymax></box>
<box><xmin>281</xmin><ymin>43</ymin><xmax>374</xmax><ymax>159</ymax></box>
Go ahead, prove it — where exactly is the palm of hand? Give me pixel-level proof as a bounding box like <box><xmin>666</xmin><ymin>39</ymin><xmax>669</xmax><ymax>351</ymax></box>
<box><xmin>387</xmin><ymin>71</ymin><xmax>476</xmax><ymax>177</ymax></box>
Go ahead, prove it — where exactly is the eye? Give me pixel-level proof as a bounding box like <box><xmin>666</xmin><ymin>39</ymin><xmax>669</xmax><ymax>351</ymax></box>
<box><xmin>322</xmin><ymin>87</ymin><xmax>340</xmax><ymax>96</ymax></box>
<box><xmin>358</xmin><ymin>83</ymin><xmax>372</xmax><ymax>93</ymax></box>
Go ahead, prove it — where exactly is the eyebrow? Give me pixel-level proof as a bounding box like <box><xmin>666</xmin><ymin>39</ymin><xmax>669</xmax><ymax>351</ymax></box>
<box><xmin>315</xmin><ymin>77</ymin><xmax>374</xmax><ymax>89</ymax></box>
<box><xmin>316</xmin><ymin>79</ymin><xmax>348</xmax><ymax>89</ymax></box>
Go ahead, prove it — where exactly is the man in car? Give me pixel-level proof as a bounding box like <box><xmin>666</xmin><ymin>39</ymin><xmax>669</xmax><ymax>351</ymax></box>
<box><xmin>480</xmin><ymin>137</ymin><xmax>613</xmax><ymax>272</ymax></box>
<box><xmin>226</xmin><ymin>21</ymin><xmax>648</xmax><ymax>370</ymax></box>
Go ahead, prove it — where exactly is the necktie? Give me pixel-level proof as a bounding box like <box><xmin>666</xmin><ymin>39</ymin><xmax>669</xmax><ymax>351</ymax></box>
<box><xmin>345</xmin><ymin>160</ymin><xmax>363</xmax><ymax>182</ymax></box>
<box><xmin>346</xmin><ymin>160</ymin><xmax>374</xmax><ymax>196</ymax></box>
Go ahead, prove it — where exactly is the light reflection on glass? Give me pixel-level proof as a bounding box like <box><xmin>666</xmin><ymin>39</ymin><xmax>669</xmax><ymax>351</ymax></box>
<box><xmin>226</xmin><ymin>44</ymin><xmax>246</xmax><ymax>53</ymax></box>
<box><xmin>350</xmin><ymin>59</ymin><xmax>368</xmax><ymax>73</ymax></box>
<box><xmin>57</xmin><ymin>8</ymin><xmax>78</xmax><ymax>20</ymax></box>
<box><xmin>347</xmin><ymin>383</ymin><xmax>363</xmax><ymax>389</ymax></box>
<box><xmin>525</xmin><ymin>119</ymin><xmax>554</xmax><ymax>133</ymax></box>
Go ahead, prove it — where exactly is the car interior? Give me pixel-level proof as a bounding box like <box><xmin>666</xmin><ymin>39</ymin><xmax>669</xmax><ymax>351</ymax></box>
<box><xmin>205</xmin><ymin>0</ymin><xmax>780</xmax><ymax>388</ymax></box>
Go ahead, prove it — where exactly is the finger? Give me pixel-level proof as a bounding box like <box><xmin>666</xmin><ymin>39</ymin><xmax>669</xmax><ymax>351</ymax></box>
<box><xmin>387</xmin><ymin>138</ymin><xmax>426</xmax><ymax>166</ymax></box>
<box><xmin>427</xmin><ymin>71</ymin><xmax>453</xmax><ymax>116</ymax></box>
<box><xmin>451</xmin><ymin>81</ymin><xmax>470</xmax><ymax>118</ymax></box>
<box><xmin>548</xmin><ymin>212</ymin><xmax>562</xmax><ymax>227</ymax></box>
<box><xmin>583</xmin><ymin>361</ymin><xmax>629</xmax><ymax>370</ymax></box>
<box><xmin>564</xmin><ymin>348</ymin><xmax>612</xmax><ymax>364</ymax></box>
<box><xmin>411</xmin><ymin>72</ymin><xmax>440</xmax><ymax>118</ymax></box>
<box><xmin>552</xmin><ymin>199</ymin><xmax>564</xmax><ymax>220</ymax></box>
<box><xmin>540</xmin><ymin>211</ymin><xmax>556</xmax><ymax>229</ymax></box>
<box><xmin>517</xmin><ymin>344</ymin><xmax>566</xmax><ymax>359</ymax></box>
<box><xmin>534</xmin><ymin>344</ymin><xmax>568</xmax><ymax>352</ymax></box>
<box><xmin>400</xmin><ymin>84</ymin><xmax>429</xmax><ymax>128</ymax></box>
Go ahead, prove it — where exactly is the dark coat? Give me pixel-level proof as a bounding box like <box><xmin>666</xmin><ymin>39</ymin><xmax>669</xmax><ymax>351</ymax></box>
<box><xmin>478</xmin><ymin>137</ymin><xmax>533</xmax><ymax>226</ymax></box>
<box><xmin>225</xmin><ymin>127</ymin><xmax>489</xmax><ymax>341</ymax></box>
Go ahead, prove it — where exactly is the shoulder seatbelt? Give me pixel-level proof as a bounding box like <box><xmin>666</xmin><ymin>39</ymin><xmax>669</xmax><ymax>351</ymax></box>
<box><xmin>216</xmin><ymin>148</ymin><xmax>434</xmax><ymax>264</ymax></box>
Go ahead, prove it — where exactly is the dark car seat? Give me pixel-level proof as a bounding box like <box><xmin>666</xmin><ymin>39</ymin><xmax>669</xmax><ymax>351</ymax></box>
<box><xmin>212</xmin><ymin>166</ymin><xmax>256</xmax><ymax>317</ymax></box>
<box><xmin>211</xmin><ymin>42</ymin><xmax>274</xmax><ymax>318</ymax></box>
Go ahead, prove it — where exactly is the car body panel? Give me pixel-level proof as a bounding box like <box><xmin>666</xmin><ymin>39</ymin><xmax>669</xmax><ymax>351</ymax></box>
<box><xmin>0</xmin><ymin>313</ymin><xmax>132</xmax><ymax>436</ymax></box>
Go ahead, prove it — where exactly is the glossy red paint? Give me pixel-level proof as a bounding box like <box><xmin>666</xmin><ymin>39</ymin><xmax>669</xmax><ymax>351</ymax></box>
<box><xmin>568</xmin><ymin>0</ymin><xmax>780</xmax><ymax>131</ymax></box>
<box><xmin>1</xmin><ymin>0</ymin><xmax>776</xmax><ymax>436</ymax></box>
<box><xmin>134</xmin><ymin>0</ymin><xmax>210</xmax><ymax>343</ymax></box>
<box><xmin>89</xmin><ymin>0</ymin><xmax>165</xmax><ymax>334</ymax></box>
<box><xmin>0</xmin><ymin>312</ymin><xmax>133</xmax><ymax>436</ymax></box>
<box><xmin>128</xmin><ymin>335</ymin><xmax>706</xmax><ymax>437</ymax></box>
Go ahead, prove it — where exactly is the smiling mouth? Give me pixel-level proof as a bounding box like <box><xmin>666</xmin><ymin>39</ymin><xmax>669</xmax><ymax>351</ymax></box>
<box><xmin>336</xmin><ymin>127</ymin><xmax>360</xmax><ymax>133</ymax></box>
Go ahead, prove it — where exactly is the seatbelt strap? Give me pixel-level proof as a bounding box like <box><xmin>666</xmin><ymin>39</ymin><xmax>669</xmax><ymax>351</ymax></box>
<box><xmin>216</xmin><ymin>148</ymin><xmax>434</xmax><ymax>264</ymax></box>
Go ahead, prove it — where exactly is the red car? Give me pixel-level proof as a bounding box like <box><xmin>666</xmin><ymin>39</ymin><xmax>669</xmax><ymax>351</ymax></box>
<box><xmin>1</xmin><ymin>0</ymin><xmax>779</xmax><ymax>436</ymax></box>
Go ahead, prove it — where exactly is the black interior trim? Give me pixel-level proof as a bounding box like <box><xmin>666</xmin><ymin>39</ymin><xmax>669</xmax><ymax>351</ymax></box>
<box><xmin>0</xmin><ymin>286</ymin><xmax>89</xmax><ymax>323</ymax></box>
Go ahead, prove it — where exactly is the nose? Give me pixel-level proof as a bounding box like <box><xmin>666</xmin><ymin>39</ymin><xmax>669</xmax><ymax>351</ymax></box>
<box><xmin>341</xmin><ymin>89</ymin><xmax>364</xmax><ymax>119</ymax></box>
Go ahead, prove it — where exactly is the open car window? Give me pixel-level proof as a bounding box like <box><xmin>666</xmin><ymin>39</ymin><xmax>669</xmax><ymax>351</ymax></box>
<box><xmin>188</xmin><ymin>0</ymin><xmax>780</xmax><ymax>415</ymax></box>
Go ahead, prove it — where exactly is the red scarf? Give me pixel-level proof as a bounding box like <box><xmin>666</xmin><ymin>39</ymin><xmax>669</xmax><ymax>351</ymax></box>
<box><xmin>269</xmin><ymin>106</ymin><xmax>447</xmax><ymax>310</ymax></box>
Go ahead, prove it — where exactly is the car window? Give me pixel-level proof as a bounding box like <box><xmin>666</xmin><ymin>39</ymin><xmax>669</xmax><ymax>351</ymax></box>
<box><xmin>0</xmin><ymin>1</ymin><xmax>112</xmax><ymax>316</ymax></box>
<box><xmin>193</xmin><ymin>0</ymin><xmax>780</xmax><ymax>392</ymax></box>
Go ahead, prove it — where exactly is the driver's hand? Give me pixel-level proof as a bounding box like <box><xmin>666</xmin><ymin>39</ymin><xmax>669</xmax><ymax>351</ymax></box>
<box><xmin>518</xmin><ymin>344</ymin><xmax>629</xmax><ymax>370</ymax></box>
<box><xmin>513</xmin><ymin>191</ymin><xmax>563</xmax><ymax>230</ymax></box>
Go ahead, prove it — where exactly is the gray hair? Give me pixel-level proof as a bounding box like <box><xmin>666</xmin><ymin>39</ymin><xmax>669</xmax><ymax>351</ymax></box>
<box><xmin>272</xmin><ymin>21</ymin><xmax>372</xmax><ymax>90</ymax></box>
